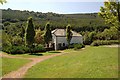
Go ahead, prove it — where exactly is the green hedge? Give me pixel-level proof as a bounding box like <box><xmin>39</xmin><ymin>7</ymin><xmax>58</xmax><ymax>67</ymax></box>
<box><xmin>2</xmin><ymin>46</ymin><xmax>29</xmax><ymax>54</ymax></box>
<box><xmin>33</xmin><ymin>44</ymin><xmax>46</xmax><ymax>53</ymax></box>
<box><xmin>91</xmin><ymin>40</ymin><xmax>119</xmax><ymax>46</ymax></box>
<box><xmin>74</xmin><ymin>44</ymin><xmax>85</xmax><ymax>50</ymax></box>
<box><xmin>2</xmin><ymin>44</ymin><xmax>46</xmax><ymax>54</ymax></box>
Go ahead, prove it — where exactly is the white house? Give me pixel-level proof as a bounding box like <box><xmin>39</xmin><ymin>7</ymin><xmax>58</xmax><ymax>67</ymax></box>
<box><xmin>52</xmin><ymin>29</ymin><xmax>83</xmax><ymax>50</ymax></box>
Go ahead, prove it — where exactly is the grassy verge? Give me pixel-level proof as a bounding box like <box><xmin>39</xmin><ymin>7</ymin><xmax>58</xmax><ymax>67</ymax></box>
<box><xmin>2</xmin><ymin>57</ymin><xmax>31</xmax><ymax>77</ymax></box>
<box><xmin>24</xmin><ymin>46</ymin><xmax>118</xmax><ymax>78</ymax></box>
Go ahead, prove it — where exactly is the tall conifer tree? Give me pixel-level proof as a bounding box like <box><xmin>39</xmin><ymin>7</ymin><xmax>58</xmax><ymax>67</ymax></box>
<box><xmin>66</xmin><ymin>24</ymin><xmax>73</xmax><ymax>48</ymax></box>
<box><xmin>25</xmin><ymin>17</ymin><xmax>35</xmax><ymax>47</ymax></box>
<box><xmin>43</xmin><ymin>22</ymin><xmax>52</xmax><ymax>47</ymax></box>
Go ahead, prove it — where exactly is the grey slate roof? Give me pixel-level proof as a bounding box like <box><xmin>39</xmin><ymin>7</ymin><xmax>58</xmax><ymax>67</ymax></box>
<box><xmin>52</xmin><ymin>29</ymin><xmax>82</xmax><ymax>37</ymax></box>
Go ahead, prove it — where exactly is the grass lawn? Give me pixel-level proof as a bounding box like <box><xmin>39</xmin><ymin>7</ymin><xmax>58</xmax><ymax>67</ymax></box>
<box><xmin>2</xmin><ymin>57</ymin><xmax>31</xmax><ymax>77</ymax></box>
<box><xmin>24</xmin><ymin>46</ymin><xmax>118</xmax><ymax>78</ymax></box>
<box><xmin>2</xmin><ymin>51</ymin><xmax>61</xmax><ymax>58</ymax></box>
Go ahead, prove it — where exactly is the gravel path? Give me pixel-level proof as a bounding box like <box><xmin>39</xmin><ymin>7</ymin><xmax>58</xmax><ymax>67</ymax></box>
<box><xmin>1</xmin><ymin>52</ymin><xmax>65</xmax><ymax>78</ymax></box>
<box><xmin>103</xmin><ymin>45</ymin><xmax>120</xmax><ymax>47</ymax></box>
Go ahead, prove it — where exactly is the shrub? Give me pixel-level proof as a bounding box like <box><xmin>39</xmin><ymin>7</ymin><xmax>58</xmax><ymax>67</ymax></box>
<box><xmin>10</xmin><ymin>46</ymin><xmax>25</xmax><ymax>54</ymax></box>
<box><xmin>3</xmin><ymin>21</ymin><xmax>10</xmax><ymax>26</ymax></box>
<box><xmin>2</xmin><ymin>46</ymin><xmax>12</xmax><ymax>54</ymax></box>
<box><xmin>91</xmin><ymin>40</ymin><xmax>119</xmax><ymax>46</ymax></box>
<box><xmin>22</xmin><ymin>46</ymin><xmax>29</xmax><ymax>53</ymax></box>
<box><xmin>12</xmin><ymin>36</ymin><xmax>23</xmax><ymax>46</ymax></box>
<box><xmin>69</xmin><ymin>44</ymin><xmax>74</xmax><ymax>48</ymax></box>
<box><xmin>83</xmin><ymin>33</ymin><xmax>90</xmax><ymax>45</ymax></box>
<box><xmin>2</xmin><ymin>44</ymin><xmax>46</xmax><ymax>54</ymax></box>
<box><xmin>33</xmin><ymin>44</ymin><xmax>46</xmax><ymax>53</ymax></box>
<box><xmin>74</xmin><ymin>44</ymin><xmax>85</xmax><ymax>50</ymax></box>
<box><xmin>35</xmin><ymin>30</ymin><xmax>44</xmax><ymax>44</ymax></box>
<box><xmin>91</xmin><ymin>41</ymin><xmax>99</xmax><ymax>46</ymax></box>
<box><xmin>2</xmin><ymin>31</ymin><xmax>12</xmax><ymax>48</ymax></box>
<box><xmin>83</xmin><ymin>31</ymin><xmax>96</xmax><ymax>45</ymax></box>
<box><xmin>95</xmin><ymin>27</ymin><xmax>118</xmax><ymax>40</ymax></box>
<box><xmin>2</xmin><ymin>45</ymin><xmax>29</xmax><ymax>54</ymax></box>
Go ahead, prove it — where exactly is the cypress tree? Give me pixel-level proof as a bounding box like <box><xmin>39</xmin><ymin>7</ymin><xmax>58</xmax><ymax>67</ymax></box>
<box><xmin>66</xmin><ymin>24</ymin><xmax>73</xmax><ymax>48</ymax></box>
<box><xmin>25</xmin><ymin>17</ymin><xmax>35</xmax><ymax>47</ymax></box>
<box><xmin>43</xmin><ymin>22</ymin><xmax>52</xmax><ymax>48</ymax></box>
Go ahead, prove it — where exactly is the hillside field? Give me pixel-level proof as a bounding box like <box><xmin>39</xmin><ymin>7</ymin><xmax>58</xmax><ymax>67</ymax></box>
<box><xmin>24</xmin><ymin>46</ymin><xmax>118</xmax><ymax>78</ymax></box>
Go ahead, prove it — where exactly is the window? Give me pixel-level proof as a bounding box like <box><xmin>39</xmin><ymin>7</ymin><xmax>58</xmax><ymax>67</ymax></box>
<box><xmin>63</xmin><ymin>43</ymin><xmax>65</xmax><ymax>46</ymax></box>
<box><xmin>58</xmin><ymin>43</ymin><xmax>61</xmax><ymax>47</ymax></box>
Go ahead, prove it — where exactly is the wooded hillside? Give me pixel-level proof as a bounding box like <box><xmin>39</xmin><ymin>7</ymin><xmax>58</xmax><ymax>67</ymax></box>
<box><xmin>2</xmin><ymin>8</ymin><xmax>108</xmax><ymax>32</ymax></box>
<box><xmin>1</xmin><ymin>8</ymin><xmax>118</xmax><ymax>54</ymax></box>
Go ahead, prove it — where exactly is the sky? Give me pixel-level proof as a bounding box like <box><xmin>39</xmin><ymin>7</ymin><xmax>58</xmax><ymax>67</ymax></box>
<box><xmin>1</xmin><ymin>0</ymin><xmax>105</xmax><ymax>14</ymax></box>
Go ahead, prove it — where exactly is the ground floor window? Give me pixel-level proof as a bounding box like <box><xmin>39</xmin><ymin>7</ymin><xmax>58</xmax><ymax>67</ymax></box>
<box><xmin>63</xmin><ymin>43</ymin><xmax>65</xmax><ymax>46</ymax></box>
<box><xmin>58</xmin><ymin>43</ymin><xmax>62</xmax><ymax>48</ymax></box>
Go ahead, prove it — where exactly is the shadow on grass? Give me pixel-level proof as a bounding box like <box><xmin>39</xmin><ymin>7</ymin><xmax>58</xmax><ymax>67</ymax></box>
<box><xmin>47</xmin><ymin>51</ymin><xmax>61</xmax><ymax>53</ymax></box>
<box><xmin>29</xmin><ymin>53</ymin><xmax>43</xmax><ymax>56</ymax></box>
<box><xmin>8</xmin><ymin>51</ymin><xmax>61</xmax><ymax>56</ymax></box>
<box><xmin>10</xmin><ymin>53</ymin><xmax>25</xmax><ymax>55</ymax></box>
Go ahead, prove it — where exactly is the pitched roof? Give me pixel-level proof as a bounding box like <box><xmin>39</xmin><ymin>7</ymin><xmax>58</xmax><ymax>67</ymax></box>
<box><xmin>52</xmin><ymin>29</ymin><xmax>82</xmax><ymax>37</ymax></box>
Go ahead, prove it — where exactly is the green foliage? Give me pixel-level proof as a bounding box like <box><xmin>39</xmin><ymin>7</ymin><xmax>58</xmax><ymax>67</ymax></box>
<box><xmin>3</xmin><ymin>23</ymin><xmax>22</xmax><ymax>37</ymax></box>
<box><xmin>10</xmin><ymin>46</ymin><xmax>25</xmax><ymax>54</ymax></box>
<box><xmin>2</xmin><ymin>45</ymin><xmax>29</xmax><ymax>54</ymax></box>
<box><xmin>2</xmin><ymin>44</ymin><xmax>46</xmax><ymax>54</ymax></box>
<box><xmin>2</xmin><ymin>7</ymin><xmax>119</xmax><ymax>51</ymax></box>
<box><xmin>12</xmin><ymin>36</ymin><xmax>23</xmax><ymax>46</ymax></box>
<box><xmin>3</xmin><ymin>21</ymin><xmax>10</xmax><ymax>26</ymax></box>
<box><xmin>0</xmin><ymin>0</ymin><xmax>6</xmax><ymax>4</ymax></box>
<box><xmin>74</xmin><ymin>44</ymin><xmax>85</xmax><ymax>50</ymax></box>
<box><xmin>83</xmin><ymin>32</ymin><xmax>90</xmax><ymax>45</ymax></box>
<box><xmin>43</xmin><ymin>22</ymin><xmax>52</xmax><ymax>47</ymax></box>
<box><xmin>88</xmin><ymin>31</ymin><xmax>96</xmax><ymax>43</ymax></box>
<box><xmin>2</xmin><ymin>31</ymin><xmax>12</xmax><ymax>48</ymax></box>
<box><xmin>91</xmin><ymin>40</ymin><xmax>119</xmax><ymax>46</ymax></box>
<box><xmin>25</xmin><ymin>17</ymin><xmax>35</xmax><ymax>47</ymax></box>
<box><xmin>34</xmin><ymin>44</ymin><xmax>46</xmax><ymax>53</ymax></box>
<box><xmin>19</xmin><ymin>26</ymin><xmax>25</xmax><ymax>41</ymax></box>
<box><xmin>98</xmin><ymin>0</ymin><xmax>120</xmax><ymax>36</ymax></box>
<box><xmin>95</xmin><ymin>27</ymin><xmax>118</xmax><ymax>40</ymax></box>
<box><xmin>98</xmin><ymin>0</ymin><xmax>120</xmax><ymax>41</ymax></box>
<box><xmin>98</xmin><ymin>1</ymin><xmax>120</xmax><ymax>27</ymax></box>
<box><xmin>83</xmin><ymin>31</ymin><xmax>96</xmax><ymax>45</ymax></box>
<box><xmin>66</xmin><ymin>24</ymin><xmax>73</xmax><ymax>47</ymax></box>
<box><xmin>2</xmin><ymin>9</ymin><xmax>108</xmax><ymax>33</ymax></box>
<box><xmin>35</xmin><ymin>29</ymin><xmax>44</xmax><ymax>44</ymax></box>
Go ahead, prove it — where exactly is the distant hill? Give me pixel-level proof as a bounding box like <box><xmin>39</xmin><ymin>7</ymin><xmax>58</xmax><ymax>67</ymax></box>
<box><xmin>2</xmin><ymin>8</ymin><xmax>108</xmax><ymax>32</ymax></box>
<box><xmin>65</xmin><ymin>13</ymin><xmax>99</xmax><ymax>19</ymax></box>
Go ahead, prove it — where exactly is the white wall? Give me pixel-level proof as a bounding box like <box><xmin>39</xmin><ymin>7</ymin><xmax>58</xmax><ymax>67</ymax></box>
<box><xmin>52</xmin><ymin>35</ymin><xmax>83</xmax><ymax>50</ymax></box>
<box><xmin>52</xmin><ymin>34</ymin><xmax>57</xmax><ymax>50</ymax></box>
<box><xmin>56</xmin><ymin>36</ymin><xmax>83</xmax><ymax>44</ymax></box>
<box><xmin>71</xmin><ymin>36</ymin><xmax>83</xmax><ymax>44</ymax></box>
<box><xmin>56</xmin><ymin>37</ymin><xmax>68</xmax><ymax>45</ymax></box>
<box><xmin>52</xmin><ymin>34</ymin><xmax>56</xmax><ymax>43</ymax></box>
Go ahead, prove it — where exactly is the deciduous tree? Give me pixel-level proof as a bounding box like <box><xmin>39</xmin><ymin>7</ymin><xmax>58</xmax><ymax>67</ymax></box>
<box><xmin>35</xmin><ymin>29</ymin><xmax>44</xmax><ymax>44</ymax></box>
<box><xmin>0</xmin><ymin>0</ymin><xmax>6</xmax><ymax>4</ymax></box>
<box><xmin>98</xmin><ymin>0</ymin><xmax>120</xmax><ymax>28</ymax></box>
<box><xmin>19</xmin><ymin>26</ymin><xmax>25</xmax><ymax>42</ymax></box>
